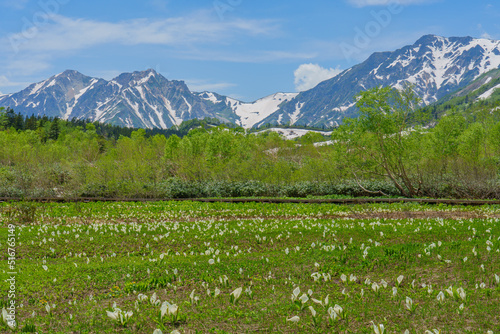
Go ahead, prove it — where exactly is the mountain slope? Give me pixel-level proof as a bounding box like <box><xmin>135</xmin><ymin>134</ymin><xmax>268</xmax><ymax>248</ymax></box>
<box><xmin>0</xmin><ymin>69</ymin><xmax>240</xmax><ymax>129</ymax></box>
<box><xmin>196</xmin><ymin>92</ymin><xmax>298</xmax><ymax>129</ymax></box>
<box><xmin>0</xmin><ymin>69</ymin><xmax>297</xmax><ymax>129</ymax></box>
<box><xmin>0</xmin><ymin>70</ymin><xmax>104</xmax><ymax>119</ymax></box>
<box><xmin>418</xmin><ymin>68</ymin><xmax>500</xmax><ymax>118</ymax></box>
<box><xmin>2</xmin><ymin>34</ymin><xmax>500</xmax><ymax>129</ymax></box>
<box><xmin>450</xmin><ymin>68</ymin><xmax>500</xmax><ymax>102</ymax></box>
<box><xmin>260</xmin><ymin>35</ymin><xmax>500</xmax><ymax>127</ymax></box>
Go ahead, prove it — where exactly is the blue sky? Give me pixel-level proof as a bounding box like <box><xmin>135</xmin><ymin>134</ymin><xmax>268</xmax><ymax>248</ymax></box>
<box><xmin>0</xmin><ymin>0</ymin><xmax>498</xmax><ymax>101</ymax></box>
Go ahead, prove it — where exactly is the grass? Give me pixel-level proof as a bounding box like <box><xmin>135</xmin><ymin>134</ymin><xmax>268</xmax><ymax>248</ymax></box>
<box><xmin>0</xmin><ymin>201</ymin><xmax>499</xmax><ymax>333</ymax></box>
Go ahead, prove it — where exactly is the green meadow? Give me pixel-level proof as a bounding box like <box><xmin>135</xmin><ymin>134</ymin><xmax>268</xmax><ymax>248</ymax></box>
<box><xmin>1</xmin><ymin>201</ymin><xmax>499</xmax><ymax>333</ymax></box>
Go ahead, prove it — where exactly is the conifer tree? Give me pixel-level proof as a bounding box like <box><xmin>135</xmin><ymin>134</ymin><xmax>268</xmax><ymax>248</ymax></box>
<box><xmin>48</xmin><ymin>117</ymin><xmax>60</xmax><ymax>140</ymax></box>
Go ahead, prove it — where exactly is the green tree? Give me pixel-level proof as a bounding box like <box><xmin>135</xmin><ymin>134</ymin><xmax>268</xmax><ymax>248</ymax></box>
<box><xmin>0</xmin><ymin>107</ymin><xmax>7</xmax><ymax>130</ymax></box>
<box><xmin>164</xmin><ymin>134</ymin><xmax>181</xmax><ymax>160</ymax></box>
<box><xmin>48</xmin><ymin>118</ymin><xmax>60</xmax><ymax>141</ymax></box>
<box><xmin>458</xmin><ymin>122</ymin><xmax>486</xmax><ymax>164</ymax></box>
<box><xmin>334</xmin><ymin>84</ymin><xmax>426</xmax><ymax>197</ymax></box>
<box><xmin>430</xmin><ymin>113</ymin><xmax>466</xmax><ymax>159</ymax></box>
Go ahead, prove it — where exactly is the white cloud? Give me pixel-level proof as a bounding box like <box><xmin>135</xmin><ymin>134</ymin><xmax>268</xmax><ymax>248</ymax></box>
<box><xmin>481</xmin><ymin>32</ymin><xmax>493</xmax><ymax>39</ymax></box>
<box><xmin>149</xmin><ymin>0</ymin><xmax>169</xmax><ymax>11</ymax></box>
<box><xmin>0</xmin><ymin>75</ymin><xmax>26</xmax><ymax>87</ymax></box>
<box><xmin>0</xmin><ymin>11</ymin><xmax>283</xmax><ymax>78</ymax></box>
<box><xmin>3</xmin><ymin>13</ymin><xmax>279</xmax><ymax>54</ymax></box>
<box><xmin>0</xmin><ymin>76</ymin><xmax>12</xmax><ymax>87</ymax></box>
<box><xmin>347</xmin><ymin>0</ymin><xmax>434</xmax><ymax>7</ymax></box>
<box><xmin>1</xmin><ymin>0</ymin><xmax>28</xmax><ymax>10</ymax></box>
<box><xmin>294</xmin><ymin>64</ymin><xmax>342</xmax><ymax>92</ymax></box>
<box><xmin>0</xmin><ymin>75</ymin><xmax>29</xmax><ymax>94</ymax></box>
<box><xmin>186</xmin><ymin>79</ymin><xmax>236</xmax><ymax>92</ymax></box>
<box><xmin>6</xmin><ymin>57</ymin><xmax>51</xmax><ymax>75</ymax></box>
<box><xmin>179</xmin><ymin>49</ymin><xmax>316</xmax><ymax>63</ymax></box>
<box><xmin>477</xmin><ymin>24</ymin><xmax>493</xmax><ymax>40</ymax></box>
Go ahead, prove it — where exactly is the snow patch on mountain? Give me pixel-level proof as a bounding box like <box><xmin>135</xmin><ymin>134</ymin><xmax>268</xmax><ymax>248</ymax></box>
<box><xmin>135</xmin><ymin>86</ymin><xmax>147</xmax><ymax>101</ymax></box>
<box><xmin>227</xmin><ymin>93</ymin><xmax>298</xmax><ymax>128</ymax></box>
<box><xmin>272</xmin><ymin>35</ymin><xmax>500</xmax><ymax>127</ymax></box>
<box><xmin>478</xmin><ymin>83</ymin><xmax>500</xmax><ymax>100</ymax></box>
<box><xmin>290</xmin><ymin>102</ymin><xmax>304</xmax><ymax>125</ymax></box>
<box><xmin>136</xmin><ymin>71</ymin><xmax>155</xmax><ymax>85</ymax></box>
<box><xmin>3</xmin><ymin>35</ymin><xmax>500</xmax><ymax>129</ymax></box>
<box><xmin>27</xmin><ymin>101</ymin><xmax>40</xmax><ymax>108</ymax></box>
<box><xmin>29</xmin><ymin>81</ymin><xmax>46</xmax><ymax>96</ymax></box>
<box><xmin>152</xmin><ymin>105</ymin><xmax>168</xmax><ymax>129</ymax></box>
<box><xmin>63</xmin><ymin>79</ymin><xmax>99</xmax><ymax>120</ymax></box>
<box><xmin>198</xmin><ymin>92</ymin><xmax>222</xmax><ymax>104</ymax></box>
<box><xmin>182</xmin><ymin>96</ymin><xmax>192</xmax><ymax>115</ymax></box>
<box><xmin>404</xmin><ymin>36</ymin><xmax>500</xmax><ymax>102</ymax></box>
<box><xmin>162</xmin><ymin>97</ymin><xmax>182</xmax><ymax>127</ymax></box>
<box><xmin>94</xmin><ymin>98</ymin><xmax>114</xmax><ymax>120</ymax></box>
<box><xmin>110</xmin><ymin>80</ymin><xmax>122</xmax><ymax>89</ymax></box>
<box><xmin>254</xmin><ymin>128</ymin><xmax>332</xmax><ymax>140</ymax></box>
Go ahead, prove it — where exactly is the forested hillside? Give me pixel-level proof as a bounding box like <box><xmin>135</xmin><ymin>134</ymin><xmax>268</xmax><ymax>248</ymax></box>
<box><xmin>1</xmin><ymin>85</ymin><xmax>500</xmax><ymax>199</ymax></box>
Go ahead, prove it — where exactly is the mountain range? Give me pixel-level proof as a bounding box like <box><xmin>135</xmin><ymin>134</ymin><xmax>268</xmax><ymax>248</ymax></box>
<box><xmin>1</xmin><ymin>34</ymin><xmax>500</xmax><ymax>129</ymax></box>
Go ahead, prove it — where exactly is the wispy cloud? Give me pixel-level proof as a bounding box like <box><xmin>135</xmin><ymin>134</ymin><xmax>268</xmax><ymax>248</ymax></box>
<box><xmin>149</xmin><ymin>0</ymin><xmax>169</xmax><ymax>12</ymax></box>
<box><xmin>0</xmin><ymin>11</ymin><xmax>285</xmax><ymax>80</ymax></box>
<box><xmin>179</xmin><ymin>49</ymin><xmax>316</xmax><ymax>63</ymax></box>
<box><xmin>347</xmin><ymin>0</ymin><xmax>436</xmax><ymax>7</ymax></box>
<box><xmin>186</xmin><ymin>79</ymin><xmax>236</xmax><ymax>92</ymax></box>
<box><xmin>5</xmin><ymin>56</ymin><xmax>52</xmax><ymax>75</ymax></box>
<box><xmin>1</xmin><ymin>0</ymin><xmax>28</xmax><ymax>10</ymax></box>
<box><xmin>294</xmin><ymin>63</ymin><xmax>342</xmax><ymax>91</ymax></box>
<box><xmin>4</xmin><ymin>12</ymin><xmax>279</xmax><ymax>54</ymax></box>
<box><xmin>477</xmin><ymin>24</ymin><xmax>494</xmax><ymax>40</ymax></box>
<box><xmin>306</xmin><ymin>28</ymin><xmax>439</xmax><ymax>64</ymax></box>
<box><xmin>0</xmin><ymin>75</ymin><xmax>29</xmax><ymax>93</ymax></box>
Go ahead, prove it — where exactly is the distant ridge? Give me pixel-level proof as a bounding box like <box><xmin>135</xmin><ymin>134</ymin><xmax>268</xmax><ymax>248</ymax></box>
<box><xmin>264</xmin><ymin>35</ymin><xmax>500</xmax><ymax>127</ymax></box>
<box><xmin>1</xmin><ymin>35</ymin><xmax>500</xmax><ymax>129</ymax></box>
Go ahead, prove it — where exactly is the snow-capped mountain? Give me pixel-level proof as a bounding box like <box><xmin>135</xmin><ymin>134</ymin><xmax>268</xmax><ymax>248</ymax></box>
<box><xmin>197</xmin><ymin>92</ymin><xmax>298</xmax><ymax>128</ymax></box>
<box><xmin>2</xmin><ymin>34</ymin><xmax>500</xmax><ymax>129</ymax></box>
<box><xmin>0</xmin><ymin>69</ymin><xmax>241</xmax><ymax>129</ymax></box>
<box><xmin>0</xmin><ymin>70</ymin><xmax>103</xmax><ymax>119</ymax></box>
<box><xmin>0</xmin><ymin>68</ymin><xmax>298</xmax><ymax>129</ymax></box>
<box><xmin>434</xmin><ymin>68</ymin><xmax>500</xmax><ymax>104</ymax></box>
<box><xmin>262</xmin><ymin>34</ymin><xmax>500</xmax><ymax>127</ymax></box>
<box><xmin>461</xmin><ymin>68</ymin><xmax>500</xmax><ymax>101</ymax></box>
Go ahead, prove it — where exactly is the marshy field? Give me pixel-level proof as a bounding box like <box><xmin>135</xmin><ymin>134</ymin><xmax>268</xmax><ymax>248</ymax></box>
<box><xmin>1</xmin><ymin>201</ymin><xmax>499</xmax><ymax>333</ymax></box>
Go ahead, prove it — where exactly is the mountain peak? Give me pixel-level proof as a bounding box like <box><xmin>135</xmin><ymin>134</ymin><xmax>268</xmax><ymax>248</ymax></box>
<box><xmin>414</xmin><ymin>34</ymin><xmax>491</xmax><ymax>47</ymax></box>
<box><xmin>111</xmin><ymin>69</ymin><xmax>164</xmax><ymax>87</ymax></box>
<box><xmin>414</xmin><ymin>34</ymin><xmax>443</xmax><ymax>45</ymax></box>
<box><xmin>132</xmin><ymin>68</ymin><xmax>159</xmax><ymax>78</ymax></box>
<box><xmin>2</xmin><ymin>35</ymin><xmax>500</xmax><ymax>130</ymax></box>
<box><xmin>60</xmin><ymin>69</ymin><xmax>80</xmax><ymax>75</ymax></box>
<box><xmin>269</xmin><ymin>34</ymin><xmax>500</xmax><ymax>127</ymax></box>
<box><xmin>55</xmin><ymin>69</ymin><xmax>87</xmax><ymax>79</ymax></box>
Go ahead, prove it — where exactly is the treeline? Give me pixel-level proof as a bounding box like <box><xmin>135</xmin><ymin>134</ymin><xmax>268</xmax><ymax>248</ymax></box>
<box><xmin>421</xmin><ymin>92</ymin><xmax>500</xmax><ymax>120</ymax></box>
<box><xmin>1</xmin><ymin>87</ymin><xmax>500</xmax><ymax>199</ymax></box>
<box><xmin>0</xmin><ymin>107</ymin><xmax>233</xmax><ymax>141</ymax></box>
<box><xmin>0</xmin><ymin>113</ymin><xmax>344</xmax><ymax>198</ymax></box>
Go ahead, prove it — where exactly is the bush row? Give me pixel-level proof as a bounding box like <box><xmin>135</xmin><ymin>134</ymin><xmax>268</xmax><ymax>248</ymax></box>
<box><xmin>0</xmin><ymin>179</ymin><xmax>405</xmax><ymax>199</ymax></box>
<box><xmin>2</xmin><ymin>177</ymin><xmax>500</xmax><ymax>199</ymax></box>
